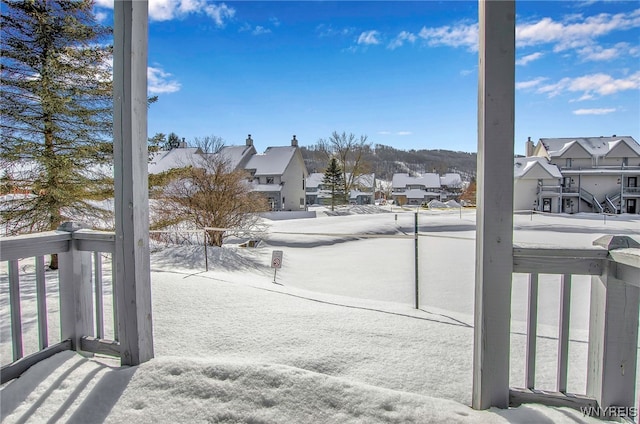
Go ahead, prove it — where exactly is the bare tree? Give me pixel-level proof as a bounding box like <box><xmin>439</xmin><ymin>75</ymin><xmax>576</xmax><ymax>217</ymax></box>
<box><xmin>151</xmin><ymin>151</ymin><xmax>269</xmax><ymax>246</ymax></box>
<box><xmin>317</xmin><ymin>131</ymin><xmax>372</xmax><ymax>196</ymax></box>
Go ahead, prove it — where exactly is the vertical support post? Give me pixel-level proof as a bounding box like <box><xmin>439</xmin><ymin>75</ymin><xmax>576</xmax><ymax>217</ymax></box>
<box><xmin>557</xmin><ymin>274</ymin><xmax>571</xmax><ymax>393</ymax></box>
<box><xmin>8</xmin><ymin>260</ymin><xmax>23</xmax><ymax>360</ymax></box>
<box><xmin>473</xmin><ymin>0</ymin><xmax>515</xmax><ymax>410</ymax></box>
<box><xmin>525</xmin><ymin>273</ymin><xmax>538</xmax><ymax>389</ymax></box>
<box><xmin>204</xmin><ymin>230</ymin><xmax>209</xmax><ymax>272</ymax></box>
<box><xmin>588</xmin><ymin>236</ymin><xmax>640</xmax><ymax>410</ymax></box>
<box><xmin>114</xmin><ymin>0</ymin><xmax>154</xmax><ymax>366</ymax></box>
<box><xmin>414</xmin><ymin>212</ymin><xmax>419</xmax><ymax>309</ymax></box>
<box><xmin>111</xmin><ymin>256</ymin><xmax>119</xmax><ymax>341</ymax></box>
<box><xmin>35</xmin><ymin>255</ymin><xmax>49</xmax><ymax>349</ymax></box>
<box><xmin>94</xmin><ymin>252</ymin><xmax>104</xmax><ymax>339</ymax></box>
<box><xmin>58</xmin><ymin>222</ymin><xmax>94</xmax><ymax>352</ymax></box>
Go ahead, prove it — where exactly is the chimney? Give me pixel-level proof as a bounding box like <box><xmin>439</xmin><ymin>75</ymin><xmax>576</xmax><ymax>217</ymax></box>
<box><xmin>291</xmin><ymin>134</ymin><xmax>298</xmax><ymax>147</ymax></box>
<box><xmin>246</xmin><ymin>134</ymin><xmax>253</xmax><ymax>147</ymax></box>
<box><xmin>180</xmin><ymin>137</ymin><xmax>187</xmax><ymax>148</ymax></box>
<box><xmin>525</xmin><ymin>136</ymin><xmax>535</xmax><ymax>157</ymax></box>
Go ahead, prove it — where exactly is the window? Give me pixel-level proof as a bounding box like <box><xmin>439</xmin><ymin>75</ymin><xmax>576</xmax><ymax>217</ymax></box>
<box><xmin>565</xmin><ymin>158</ymin><xmax>572</xmax><ymax>168</ymax></box>
<box><xmin>266</xmin><ymin>177</ymin><xmax>274</xmax><ymax>184</ymax></box>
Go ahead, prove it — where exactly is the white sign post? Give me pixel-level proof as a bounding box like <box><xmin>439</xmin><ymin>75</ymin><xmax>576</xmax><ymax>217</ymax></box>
<box><xmin>271</xmin><ymin>250</ymin><xmax>283</xmax><ymax>284</ymax></box>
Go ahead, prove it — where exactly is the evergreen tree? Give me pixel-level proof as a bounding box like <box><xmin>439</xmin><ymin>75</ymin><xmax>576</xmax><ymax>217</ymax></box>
<box><xmin>167</xmin><ymin>132</ymin><xmax>181</xmax><ymax>149</ymax></box>
<box><xmin>323</xmin><ymin>158</ymin><xmax>344</xmax><ymax>211</ymax></box>
<box><xmin>1</xmin><ymin>0</ymin><xmax>113</xmax><ymax>266</ymax></box>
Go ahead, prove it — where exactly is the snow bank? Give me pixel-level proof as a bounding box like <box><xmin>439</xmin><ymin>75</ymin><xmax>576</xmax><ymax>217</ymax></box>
<box><xmin>1</xmin><ymin>351</ymin><xmax>609</xmax><ymax>424</ymax></box>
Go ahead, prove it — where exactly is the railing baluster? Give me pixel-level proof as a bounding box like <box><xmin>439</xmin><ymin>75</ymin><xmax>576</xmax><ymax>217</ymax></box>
<box><xmin>557</xmin><ymin>273</ymin><xmax>571</xmax><ymax>393</ymax></box>
<box><xmin>35</xmin><ymin>256</ymin><xmax>48</xmax><ymax>349</ymax></box>
<box><xmin>525</xmin><ymin>273</ymin><xmax>538</xmax><ymax>389</ymax></box>
<box><xmin>8</xmin><ymin>260</ymin><xmax>23</xmax><ymax>361</ymax></box>
<box><xmin>94</xmin><ymin>252</ymin><xmax>104</xmax><ymax>339</ymax></box>
<box><xmin>111</xmin><ymin>255</ymin><xmax>118</xmax><ymax>341</ymax></box>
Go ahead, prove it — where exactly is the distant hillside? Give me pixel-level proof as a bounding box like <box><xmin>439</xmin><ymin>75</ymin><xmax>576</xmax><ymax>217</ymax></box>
<box><xmin>300</xmin><ymin>144</ymin><xmax>477</xmax><ymax>182</ymax></box>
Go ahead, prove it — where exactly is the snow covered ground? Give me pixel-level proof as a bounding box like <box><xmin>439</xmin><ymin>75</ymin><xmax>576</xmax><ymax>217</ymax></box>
<box><xmin>1</xmin><ymin>207</ymin><xmax>639</xmax><ymax>423</ymax></box>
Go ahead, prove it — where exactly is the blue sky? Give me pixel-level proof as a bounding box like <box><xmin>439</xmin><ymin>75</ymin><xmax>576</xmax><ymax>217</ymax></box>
<box><xmin>95</xmin><ymin>1</ymin><xmax>640</xmax><ymax>155</ymax></box>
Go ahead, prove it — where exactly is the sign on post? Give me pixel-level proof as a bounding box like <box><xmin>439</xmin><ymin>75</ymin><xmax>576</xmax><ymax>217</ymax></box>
<box><xmin>271</xmin><ymin>250</ymin><xmax>283</xmax><ymax>284</ymax></box>
<box><xmin>271</xmin><ymin>250</ymin><xmax>283</xmax><ymax>269</ymax></box>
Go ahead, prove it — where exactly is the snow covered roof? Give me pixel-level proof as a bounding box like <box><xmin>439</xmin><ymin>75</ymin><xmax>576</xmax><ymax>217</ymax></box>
<box><xmin>392</xmin><ymin>173</ymin><xmax>440</xmax><ymax>189</ymax></box>
<box><xmin>539</xmin><ymin>136</ymin><xmax>640</xmax><ymax>158</ymax></box>
<box><xmin>440</xmin><ymin>173</ymin><xmax>462</xmax><ymax>187</ymax></box>
<box><xmin>148</xmin><ymin>148</ymin><xmax>201</xmax><ymax>174</ymax></box>
<box><xmin>306</xmin><ymin>173</ymin><xmax>325</xmax><ymax>189</ymax></box>
<box><xmin>514</xmin><ymin>157</ymin><xmax>562</xmax><ymax>179</ymax></box>
<box><xmin>245</xmin><ymin>146</ymin><xmax>297</xmax><ymax>176</ymax></box>
<box><xmin>217</xmin><ymin>145</ymin><xmax>256</xmax><ymax>170</ymax></box>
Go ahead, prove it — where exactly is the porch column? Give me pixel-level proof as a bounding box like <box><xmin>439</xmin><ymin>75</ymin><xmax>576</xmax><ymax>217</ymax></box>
<box><xmin>113</xmin><ymin>0</ymin><xmax>154</xmax><ymax>365</ymax></box>
<box><xmin>472</xmin><ymin>0</ymin><xmax>515</xmax><ymax>410</ymax></box>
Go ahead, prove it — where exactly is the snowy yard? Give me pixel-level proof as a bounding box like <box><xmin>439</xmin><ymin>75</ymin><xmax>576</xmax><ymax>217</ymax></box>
<box><xmin>1</xmin><ymin>207</ymin><xmax>639</xmax><ymax>423</ymax></box>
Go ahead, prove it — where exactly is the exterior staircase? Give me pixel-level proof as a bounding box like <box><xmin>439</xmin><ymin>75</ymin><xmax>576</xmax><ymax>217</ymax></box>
<box><xmin>604</xmin><ymin>192</ymin><xmax>621</xmax><ymax>214</ymax></box>
<box><xmin>579</xmin><ymin>188</ymin><xmax>603</xmax><ymax>213</ymax></box>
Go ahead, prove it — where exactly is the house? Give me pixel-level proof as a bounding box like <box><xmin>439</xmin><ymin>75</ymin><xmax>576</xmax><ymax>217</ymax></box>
<box><xmin>305</xmin><ymin>172</ymin><xmax>376</xmax><ymax>206</ymax></box>
<box><xmin>244</xmin><ymin>136</ymin><xmax>308</xmax><ymax>211</ymax></box>
<box><xmin>513</xmin><ymin>157</ymin><xmax>563</xmax><ymax>212</ymax></box>
<box><xmin>517</xmin><ymin>136</ymin><xmax>640</xmax><ymax>214</ymax></box>
<box><xmin>391</xmin><ymin>173</ymin><xmax>442</xmax><ymax>206</ymax></box>
<box><xmin>440</xmin><ymin>173</ymin><xmax>463</xmax><ymax>200</ymax></box>
<box><xmin>147</xmin><ymin>134</ymin><xmax>308</xmax><ymax>212</ymax></box>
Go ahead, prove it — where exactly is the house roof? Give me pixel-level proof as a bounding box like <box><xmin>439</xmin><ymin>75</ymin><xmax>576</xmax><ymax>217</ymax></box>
<box><xmin>514</xmin><ymin>157</ymin><xmax>562</xmax><ymax>179</ymax></box>
<box><xmin>392</xmin><ymin>173</ymin><xmax>440</xmax><ymax>189</ymax></box>
<box><xmin>245</xmin><ymin>146</ymin><xmax>297</xmax><ymax>176</ymax></box>
<box><xmin>440</xmin><ymin>173</ymin><xmax>462</xmax><ymax>187</ymax></box>
<box><xmin>306</xmin><ymin>173</ymin><xmax>325</xmax><ymax>189</ymax></box>
<box><xmin>148</xmin><ymin>148</ymin><xmax>201</xmax><ymax>174</ymax></box>
<box><xmin>539</xmin><ymin>136</ymin><xmax>640</xmax><ymax>158</ymax></box>
<box><xmin>217</xmin><ymin>145</ymin><xmax>256</xmax><ymax>170</ymax></box>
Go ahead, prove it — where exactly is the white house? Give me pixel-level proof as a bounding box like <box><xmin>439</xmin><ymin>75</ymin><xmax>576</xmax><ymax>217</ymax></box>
<box><xmin>244</xmin><ymin>136</ymin><xmax>308</xmax><ymax>211</ymax></box>
<box><xmin>305</xmin><ymin>172</ymin><xmax>376</xmax><ymax>206</ymax></box>
<box><xmin>391</xmin><ymin>173</ymin><xmax>442</xmax><ymax>206</ymax></box>
<box><xmin>513</xmin><ymin>157</ymin><xmax>563</xmax><ymax>212</ymax></box>
<box><xmin>148</xmin><ymin>134</ymin><xmax>308</xmax><ymax>212</ymax></box>
<box><xmin>517</xmin><ymin>136</ymin><xmax>640</xmax><ymax>214</ymax></box>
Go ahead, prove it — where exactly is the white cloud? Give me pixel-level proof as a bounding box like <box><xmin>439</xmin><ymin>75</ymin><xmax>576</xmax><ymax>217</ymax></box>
<box><xmin>418</xmin><ymin>22</ymin><xmax>478</xmax><ymax>51</ymax></box>
<box><xmin>316</xmin><ymin>24</ymin><xmax>354</xmax><ymax>38</ymax></box>
<box><xmin>515</xmin><ymin>77</ymin><xmax>547</xmax><ymax>90</ymax></box>
<box><xmin>397</xmin><ymin>131</ymin><xmax>413</xmax><ymax>136</ymax></box>
<box><xmin>516</xmin><ymin>52</ymin><xmax>543</xmax><ymax>66</ymax></box>
<box><xmin>94</xmin><ymin>0</ymin><xmax>235</xmax><ymax>24</ymax></box>
<box><xmin>387</xmin><ymin>31</ymin><xmax>417</xmax><ymax>50</ymax></box>
<box><xmin>577</xmin><ymin>42</ymin><xmax>639</xmax><ymax>62</ymax></box>
<box><xmin>252</xmin><ymin>26</ymin><xmax>271</xmax><ymax>35</ymax></box>
<box><xmin>572</xmin><ymin>108</ymin><xmax>616</xmax><ymax>115</ymax></box>
<box><xmin>148</xmin><ymin>66</ymin><xmax>181</xmax><ymax>94</ymax></box>
<box><xmin>516</xmin><ymin>9</ymin><xmax>640</xmax><ymax>52</ymax></box>
<box><xmin>536</xmin><ymin>71</ymin><xmax>640</xmax><ymax>99</ymax></box>
<box><xmin>357</xmin><ymin>31</ymin><xmax>381</xmax><ymax>45</ymax></box>
<box><xmin>460</xmin><ymin>68</ymin><xmax>475</xmax><ymax>77</ymax></box>
<box><xmin>95</xmin><ymin>11</ymin><xmax>108</xmax><ymax>22</ymax></box>
<box><xmin>203</xmin><ymin>3</ymin><xmax>235</xmax><ymax>26</ymax></box>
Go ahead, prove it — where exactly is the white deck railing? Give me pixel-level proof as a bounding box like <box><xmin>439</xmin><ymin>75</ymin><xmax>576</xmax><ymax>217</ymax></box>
<box><xmin>0</xmin><ymin>222</ymin><xmax>131</xmax><ymax>384</ymax></box>
<box><xmin>510</xmin><ymin>235</ymin><xmax>640</xmax><ymax>419</ymax></box>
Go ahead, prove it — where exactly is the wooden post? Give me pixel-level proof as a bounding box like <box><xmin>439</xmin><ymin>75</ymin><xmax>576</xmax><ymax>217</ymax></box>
<box><xmin>113</xmin><ymin>0</ymin><xmax>154</xmax><ymax>366</ymax></box>
<box><xmin>473</xmin><ymin>0</ymin><xmax>515</xmax><ymax>410</ymax></box>
<box><xmin>588</xmin><ymin>236</ymin><xmax>640</xmax><ymax>410</ymax></box>
<box><xmin>58</xmin><ymin>222</ymin><xmax>94</xmax><ymax>353</ymax></box>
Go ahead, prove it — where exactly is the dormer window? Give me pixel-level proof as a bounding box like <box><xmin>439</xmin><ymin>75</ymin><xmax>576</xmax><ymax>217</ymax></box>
<box><xmin>267</xmin><ymin>177</ymin><xmax>274</xmax><ymax>184</ymax></box>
